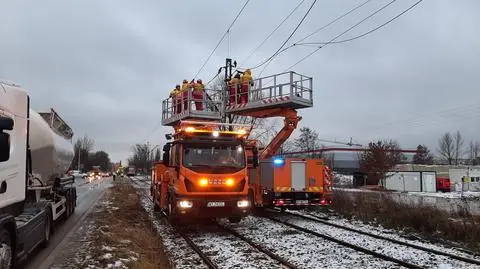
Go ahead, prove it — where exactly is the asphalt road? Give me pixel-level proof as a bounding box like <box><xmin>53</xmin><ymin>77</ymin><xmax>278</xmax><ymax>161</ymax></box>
<box><xmin>22</xmin><ymin>176</ymin><xmax>112</xmax><ymax>269</ymax></box>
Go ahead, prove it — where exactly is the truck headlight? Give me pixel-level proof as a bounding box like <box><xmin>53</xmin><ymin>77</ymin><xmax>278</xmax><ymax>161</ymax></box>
<box><xmin>178</xmin><ymin>200</ymin><xmax>193</xmax><ymax>208</ymax></box>
<box><xmin>237</xmin><ymin>200</ymin><xmax>249</xmax><ymax>208</ymax></box>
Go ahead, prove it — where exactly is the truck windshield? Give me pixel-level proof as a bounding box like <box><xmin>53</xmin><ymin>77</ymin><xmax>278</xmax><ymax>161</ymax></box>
<box><xmin>183</xmin><ymin>144</ymin><xmax>245</xmax><ymax>173</ymax></box>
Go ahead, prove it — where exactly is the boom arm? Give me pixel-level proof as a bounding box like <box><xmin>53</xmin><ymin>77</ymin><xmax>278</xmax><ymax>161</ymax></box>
<box><xmin>256</xmin><ymin>108</ymin><xmax>301</xmax><ymax>160</ymax></box>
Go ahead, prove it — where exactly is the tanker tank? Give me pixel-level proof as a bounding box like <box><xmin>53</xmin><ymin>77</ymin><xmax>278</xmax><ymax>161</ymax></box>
<box><xmin>29</xmin><ymin>108</ymin><xmax>74</xmax><ymax>186</ymax></box>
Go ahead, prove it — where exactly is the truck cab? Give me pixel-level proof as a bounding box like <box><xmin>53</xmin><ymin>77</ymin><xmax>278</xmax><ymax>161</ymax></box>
<box><xmin>151</xmin><ymin>121</ymin><xmax>253</xmax><ymax>223</ymax></box>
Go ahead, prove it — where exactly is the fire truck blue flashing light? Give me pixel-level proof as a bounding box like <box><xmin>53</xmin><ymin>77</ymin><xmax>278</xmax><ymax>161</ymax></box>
<box><xmin>273</xmin><ymin>158</ymin><xmax>285</xmax><ymax>166</ymax></box>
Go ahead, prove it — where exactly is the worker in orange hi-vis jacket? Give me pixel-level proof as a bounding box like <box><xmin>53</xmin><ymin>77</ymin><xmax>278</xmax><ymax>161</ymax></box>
<box><xmin>170</xmin><ymin>84</ymin><xmax>181</xmax><ymax>114</ymax></box>
<box><xmin>240</xmin><ymin>69</ymin><xmax>253</xmax><ymax>104</ymax></box>
<box><xmin>169</xmin><ymin>86</ymin><xmax>178</xmax><ymax>114</ymax></box>
<box><xmin>181</xmin><ymin>79</ymin><xmax>190</xmax><ymax>111</ymax></box>
<box><xmin>192</xmin><ymin>79</ymin><xmax>205</xmax><ymax>111</ymax></box>
<box><xmin>228</xmin><ymin>74</ymin><xmax>241</xmax><ymax>105</ymax></box>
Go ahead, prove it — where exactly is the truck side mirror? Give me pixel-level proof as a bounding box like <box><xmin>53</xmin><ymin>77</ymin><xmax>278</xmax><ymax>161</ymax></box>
<box><xmin>162</xmin><ymin>152</ymin><xmax>170</xmax><ymax>166</ymax></box>
<box><xmin>162</xmin><ymin>143</ymin><xmax>171</xmax><ymax>166</ymax></box>
<box><xmin>0</xmin><ymin>133</ymin><xmax>11</xmax><ymax>162</ymax></box>
<box><xmin>0</xmin><ymin>116</ymin><xmax>14</xmax><ymax>131</ymax></box>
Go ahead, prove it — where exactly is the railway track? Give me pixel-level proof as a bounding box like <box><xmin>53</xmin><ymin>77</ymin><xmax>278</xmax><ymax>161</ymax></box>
<box><xmin>264</xmin><ymin>214</ymin><xmax>422</xmax><ymax>269</ymax></box>
<box><xmin>263</xmin><ymin>210</ymin><xmax>480</xmax><ymax>268</ymax></box>
<box><xmin>128</xmin><ymin>176</ymin><xmax>295</xmax><ymax>269</ymax></box>
<box><xmin>128</xmin><ymin>177</ymin><xmax>480</xmax><ymax>268</ymax></box>
<box><xmin>283</xmin><ymin>211</ymin><xmax>480</xmax><ymax>266</ymax></box>
<box><xmin>128</xmin><ymin>177</ymin><xmax>218</xmax><ymax>268</ymax></box>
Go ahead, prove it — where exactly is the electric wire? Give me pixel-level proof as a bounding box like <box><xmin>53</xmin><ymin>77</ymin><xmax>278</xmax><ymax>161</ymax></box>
<box><xmin>295</xmin><ymin>0</ymin><xmax>424</xmax><ymax>46</ymax></box>
<box><xmin>249</xmin><ymin>0</ymin><xmax>318</xmax><ymax>71</ymax></box>
<box><xmin>240</xmin><ymin>0</ymin><xmax>307</xmax><ymax>67</ymax></box>
<box><xmin>284</xmin><ymin>0</ymin><xmax>400</xmax><ymax>71</ymax></box>
<box><xmin>192</xmin><ymin>0</ymin><xmax>250</xmax><ymax>80</ymax></box>
<box><xmin>294</xmin><ymin>0</ymin><xmax>374</xmax><ymax>45</ymax></box>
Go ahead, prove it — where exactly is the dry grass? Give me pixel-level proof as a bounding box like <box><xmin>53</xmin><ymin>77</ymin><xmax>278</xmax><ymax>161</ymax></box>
<box><xmin>86</xmin><ymin>178</ymin><xmax>171</xmax><ymax>269</ymax></box>
<box><xmin>331</xmin><ymin>189</ymin><xmax>480</xmax><ymax>253</ymax></box>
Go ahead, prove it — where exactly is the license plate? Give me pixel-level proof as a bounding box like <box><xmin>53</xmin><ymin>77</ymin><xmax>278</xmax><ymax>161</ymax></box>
<box><xmin>296</xmin><ymin>200</ymin><xmax>308</xmax><ymax>205</ymax></box>
<box><xmin>207</xmin><ymin>202</ymin><xmax>225</xmax><ymax>207</ymax></box>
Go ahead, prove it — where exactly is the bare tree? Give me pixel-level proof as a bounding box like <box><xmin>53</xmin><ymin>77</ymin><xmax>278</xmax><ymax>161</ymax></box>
<box><xmin>127</xmin><ymin>143</ymin><xmax>150</xmax><ymax>171</ymax></box>
<box><xmin>72</xmin><ymin>135</ymin><xmax>95</xmax><ymax>171</ymax></box>
<box><xmin>438</xmin><ymin>132</ymin><xmax>454</xmax><ymax>165</ymax></box>
<box><xmin>294</xmin><ymin>127</ymin><xmax>322</xmax><ymax>158</ymax></box>
<box><xmin>468</xmin><ymin>141</ymin><xmax>480</xmax><ymax>165</ymax></box>
<box><xmin>249</xmin><ymin>119</ymin><xmax>280</xmax><ymax>148</ymax></box>
<box><xmin>360</xmin><ymin>140</ymin><xmax>403</xmax><ymax>186</ymax></box>
<box><xmin>454</xmin><ymin>130</ymin><xmax>464</xmax><ymax>165</ymax></box>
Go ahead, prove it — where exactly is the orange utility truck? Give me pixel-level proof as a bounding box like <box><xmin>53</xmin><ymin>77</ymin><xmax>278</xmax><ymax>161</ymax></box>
<box><xmin>151</xmin><ymin>120</ymin><xmax>253</xmax><ymax>223</ymax></box>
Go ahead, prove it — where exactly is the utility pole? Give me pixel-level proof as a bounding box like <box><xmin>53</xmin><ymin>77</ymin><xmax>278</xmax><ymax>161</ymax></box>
<box><xmin>223</xmin><ymin>58</ymin><xmax>236</xmax><ymax>130</ymax></box>
<box><xmin>146</xmin><ymin>141</ymin><xmax>150</xmax><ymax>175</ymax></box>
<box><xmin>77</xmin><ymin>146</ymin><xmax>81</xmax><ymax>171</ymax></box>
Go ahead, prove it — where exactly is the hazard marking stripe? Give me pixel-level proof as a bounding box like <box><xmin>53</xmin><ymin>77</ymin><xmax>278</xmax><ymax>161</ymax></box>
<box><xmin>262</xmin><ymin>96</ymin><xmax>290</xmax><ymax>104</ymax></box>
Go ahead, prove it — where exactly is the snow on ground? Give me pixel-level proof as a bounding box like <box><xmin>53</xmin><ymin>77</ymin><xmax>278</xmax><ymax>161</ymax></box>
<box><xmin>334</xmin><ymin>187</ymin><xmax>375</xmax><ymax>192</ymax></box>
<box><xmin>407</xmin><ymin>191</ymin><xmax>480</xmax><ymax>199</ymax></box>
<box><xmin>219</xmin><ymin>216</ymin><xmax>398</xmax><ymax>269</ymax></box>
<box><xmin>276</xmin><ymin>214</ymin><xmax>479</xmax><ymax>269</ymax></box>
<box><xmin>335</xmin><ymin>186</ymin><xmax>480</xmax><ymax>200</ymax></box>
<box><xmin>49</xmin><ymin>208</ymin><xmax>137</xmax><ymax>269</ymax></box>
<box><xmin>133</xmin><ymin>183</ymin><xmax>209</xmax><ymax>269</ymax></box>
<box><xmin>187</xmin><ymin>228</ymin><xmax>285</xmax><ymax>269</ymax></box>
<box><xmin>298</xmin><ymin>210</ymin><xmax>479</xmax><ymax>258</ymax></box>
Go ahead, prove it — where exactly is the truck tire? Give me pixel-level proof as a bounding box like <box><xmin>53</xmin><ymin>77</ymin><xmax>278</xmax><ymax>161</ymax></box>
<box><xmin>228</xmin><ymin>217</ymin><xmax>241</xmax><ymax>224</ymax></box>
<box><xmin>0</xmin><ymin>228</ymin><xmax>13</xmax><ymax>269</ymax></box>
<box><xmin>69</xmin><ymin>189</ymin><xmax>75</xmax><ymax>215</ymax></box>
<box><xmin>73</xmin><ymin>188</ymin><xmax>77</xmax><ymax>207</ymax></box>
<box><xmin>42</xmin><ymin>207</ymin><xmax>53</xmax><ymax>248</ymax></box>
<box><xmin>64</xmin><ymin>191</ymin><xmax>72</xmax><ymax>219</ymax></box>
<box><xmin>168</xmin><ymin>194</ymin><xmax>179</xmax><ymax>224</ymax></box>
<box><xmin>152</xmin><ymin>190</ymin><xmax>160</xmax><ymax>212</ymax></box>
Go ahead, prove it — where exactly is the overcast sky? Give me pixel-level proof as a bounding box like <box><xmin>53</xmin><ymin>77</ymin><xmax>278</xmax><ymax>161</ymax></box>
<box><xmin>1</xmin><ymin>0</ymin><xmax>479</xmax><ymax>163</ymax></box>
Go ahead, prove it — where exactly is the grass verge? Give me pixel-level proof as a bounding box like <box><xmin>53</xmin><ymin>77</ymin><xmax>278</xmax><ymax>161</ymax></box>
<box><xmin>77</xmin><ymin>178</ymin><xmax>171</xmax><ymax>269</ymax></box>
<box><xmin>331</xmin><ymin>189</ymin><xmax>480</xmax><ymax>253</ymax></box>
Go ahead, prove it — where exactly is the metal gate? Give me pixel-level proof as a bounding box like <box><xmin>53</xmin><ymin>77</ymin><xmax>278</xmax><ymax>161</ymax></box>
<box><xmin>291</xmin><ymin>161</ymin><xmax>306</xmax><ymax>191</ymax></box>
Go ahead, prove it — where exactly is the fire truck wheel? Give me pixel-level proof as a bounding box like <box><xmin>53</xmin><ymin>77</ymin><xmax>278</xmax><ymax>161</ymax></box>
<box><xmin>228</xmin><ymin>217</ymin><xmax>241</xmax><ymax>224</ymax></box>
<box><xmin>0</xmin><ymin>228</ymin><xmax>13</xmax><ymax>269</ymax></box>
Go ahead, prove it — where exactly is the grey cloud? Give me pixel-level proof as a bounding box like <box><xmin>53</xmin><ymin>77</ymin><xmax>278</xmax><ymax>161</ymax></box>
<box><xmin>1</xmin><ymin>0</ymin><xmax>480</xmax><ymax>162</ymax></box>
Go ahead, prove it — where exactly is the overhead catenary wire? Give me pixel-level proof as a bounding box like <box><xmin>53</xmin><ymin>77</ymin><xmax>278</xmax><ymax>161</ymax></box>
<box><xmin>294</xmin><ymin>0</ymin><xmax>374</xmax><ymax>45</ymax></box>
<box><xmin>295</xmin><ymin>0</ymin><xmax>425</xmax><ymax>46</ymax></box>
<box><xmin>284</xmin><ymin>0</ymin><xmax>418</xmax><ymax>71</ymax></box>
<box><xmin>240</xmin><ymin>0</ymin><xmax>307</xmax><ymax>67</ymax></box>
<box><xmin>246</xmin><ymin>0</ymin><xmax>376</xmax><ymax>74</ymax></box>
<box><xmin>192</xmin><ymin>0</ymin><xmax>250</xmax><ymax>80</ymax></box>
<box><xmin>249</xmin><ymin>0</ymin><xmax>318</xmax><ymax>71</ymax></box>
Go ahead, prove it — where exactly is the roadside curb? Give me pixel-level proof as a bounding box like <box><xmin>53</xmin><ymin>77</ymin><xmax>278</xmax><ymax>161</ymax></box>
<box><xmin>36</xmin><ymin>190</ymin><xmax>106</xmax><ymax>269</ymax></box>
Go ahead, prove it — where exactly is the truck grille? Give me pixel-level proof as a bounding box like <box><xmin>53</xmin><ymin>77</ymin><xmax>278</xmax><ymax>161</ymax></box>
<box><xmin>185</xmin><ymin>178</ymin><xmax>246</xmax><ymax>192</ymax></box>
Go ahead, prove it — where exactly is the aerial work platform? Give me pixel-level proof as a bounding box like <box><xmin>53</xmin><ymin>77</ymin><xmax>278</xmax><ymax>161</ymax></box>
<box><xmin>161</xmin><ymin>88</ymin><xmax>222</xmax><ymax>126</ymax></box>
<box><xmin>225</xmin><ymin>71</ymin><xmax>313</xmax><ymax>115</ymax></box>
<box><xmin>161</xmin><ymin>71</ymin><xmax>313</xmax><ymax>126</ymax></box>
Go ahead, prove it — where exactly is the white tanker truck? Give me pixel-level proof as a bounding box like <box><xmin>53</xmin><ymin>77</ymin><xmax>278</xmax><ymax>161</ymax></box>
<box><xmin>0</xmin><ymin>81</ymin><xmax>77</xmax><ymax>269</ymax></box>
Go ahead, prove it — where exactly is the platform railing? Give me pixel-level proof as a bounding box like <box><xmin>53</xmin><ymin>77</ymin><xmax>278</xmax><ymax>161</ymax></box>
<box><xmin>250</xmin><ymin>71</ymin><xmax>313</xmax><ymax>103</ymax></box>
<box><xmin>161</xmin><ymin>88</ymin><xmax>223</xmax><ymax>123</ymax></box>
